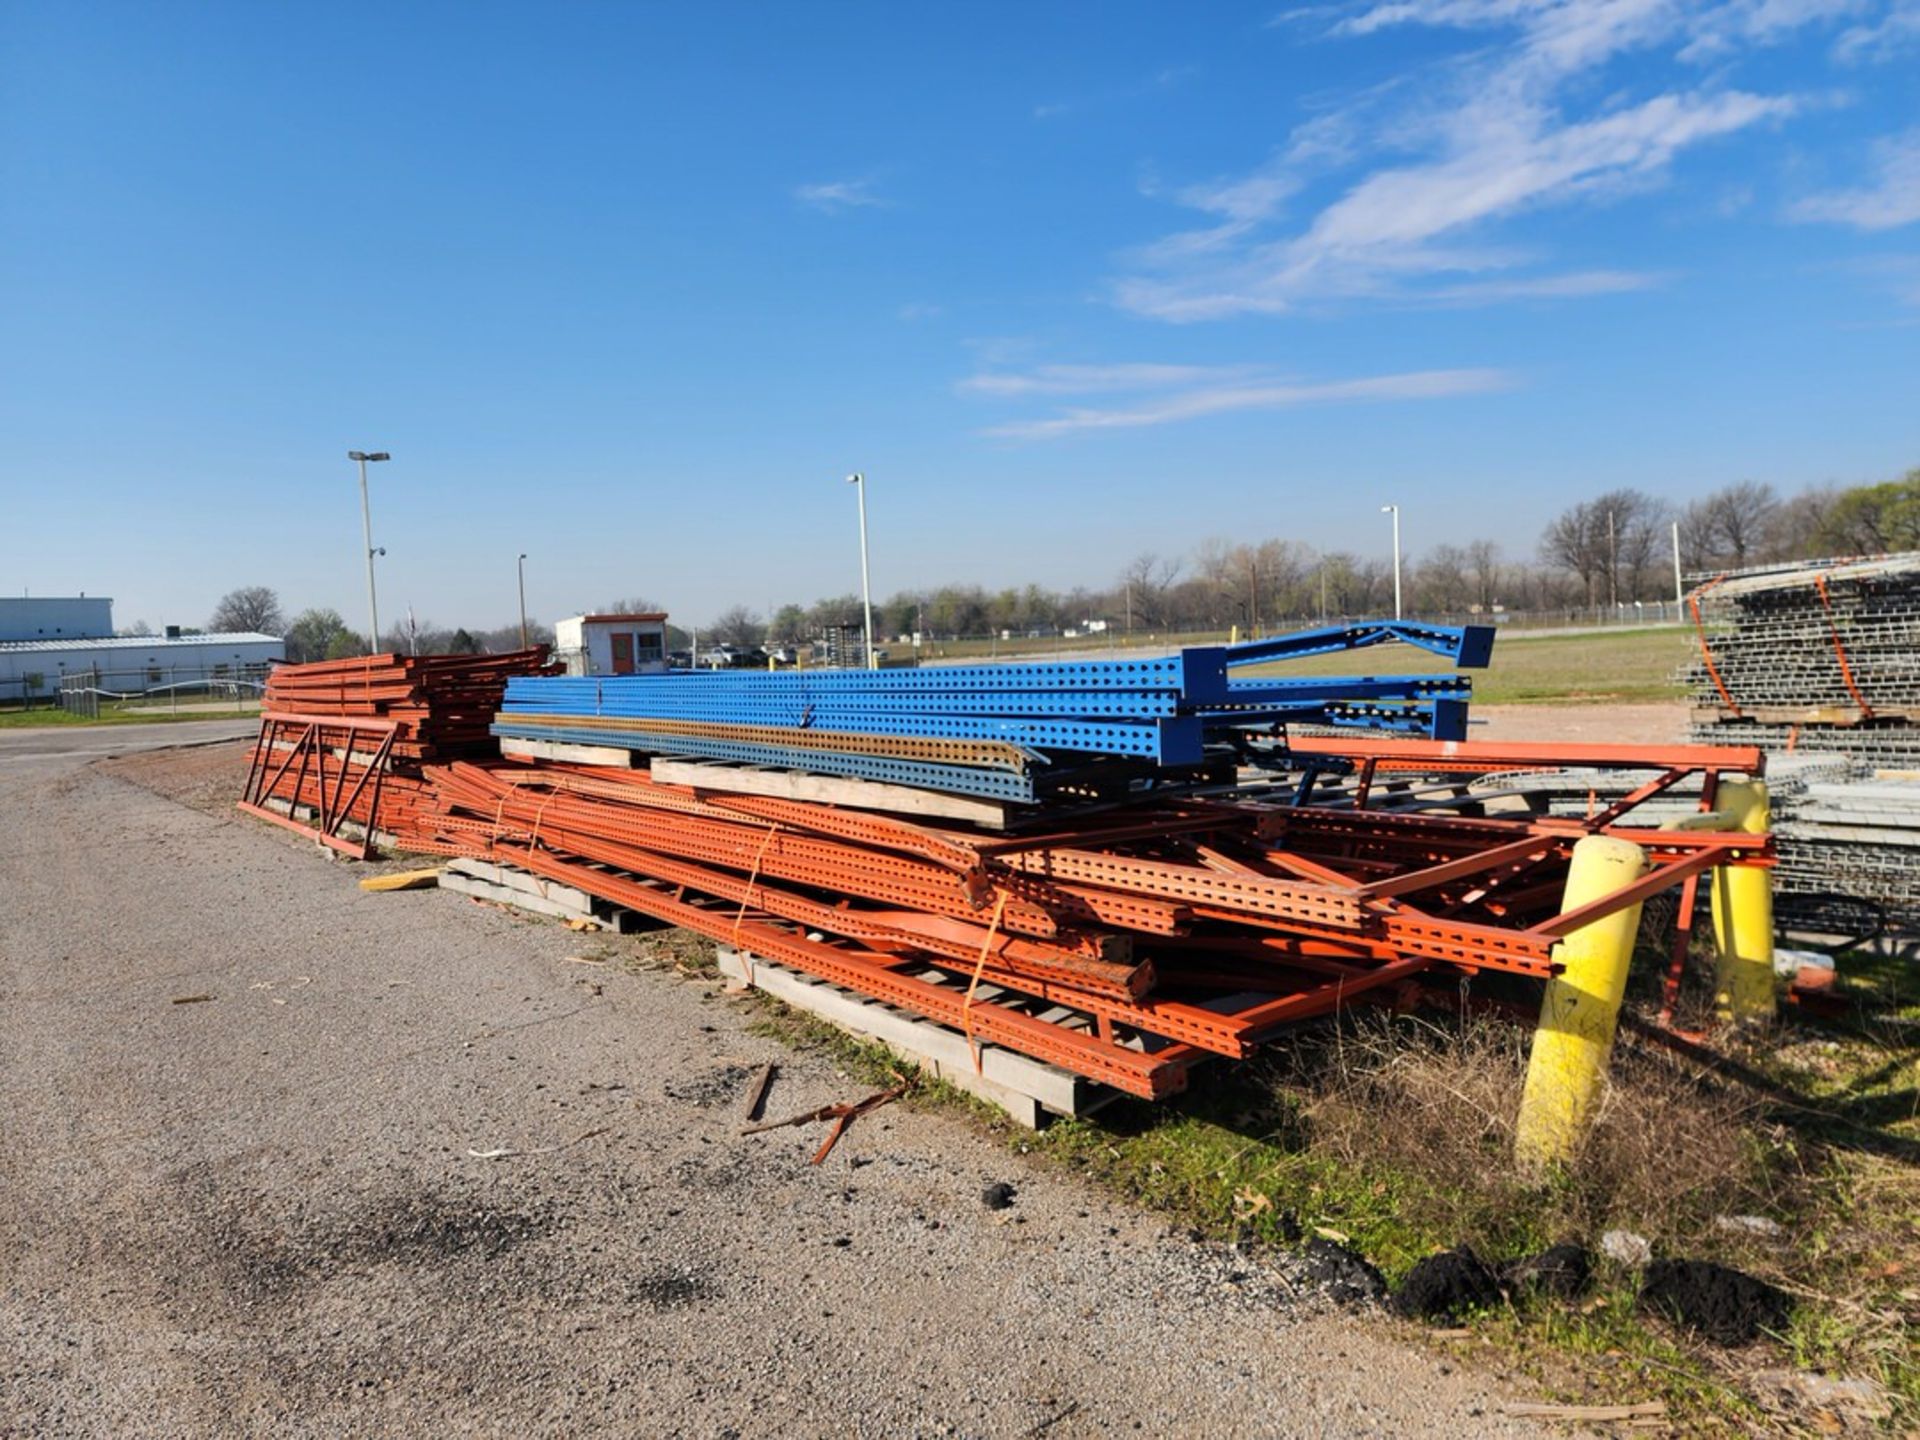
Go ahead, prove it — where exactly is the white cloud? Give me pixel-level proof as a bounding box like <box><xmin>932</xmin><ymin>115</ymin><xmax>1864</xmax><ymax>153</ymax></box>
<box><xmin>1034</xmin><ymin>63</ymin><xmax>1198</xmax><ymax>123</ymax></box>
<box><xmin>1123</xmin><ymin>90</ymin><xmax>1789</xmax><ymax>319</ymax></box>
<box><xmin>1834</xmin><ymin>254</ymin><xmax>1920</xmax><ymax>305</ymax></box>
<box><xmin>1423</xmin><ymin>268</ymin><xmax>1667</xmax><ymax>299</ymax></box>
<box><xmin>1126</xmin><ymin>1</ymin><xmax>1831</xmax><ymax>317</ymax></box>
<box><xmin>1835</xmin><ymin>0</ymin><xmax>1920</xmax><ymax>58</ymax></box>
<box><xmin>976</xmin><ymin>366</ymin><xmax>1516</xmax><ymax>438</ymax></box>
<box><xmin>1790</xmin><ymin>128</ymin><xmax>1920</xmax><ymax>228</ymax></box>
<box><xmin>793</xmin><ymin>179</ymin><xmax>888</xmax><ymax>213</ymax></box>
<box><xmin>1682</xmin><ymin>0</ymin><xmax>1869</xmax><ymax>60</ymax></box>
<box><xmin>1309</xmin><ymin>91</ymin><xmax>1792</xmax><ymax>250</ymax></box>
<box><xmin>958</xmin><ymin>363</ymin><xmax>1272</xmax><ymax>397</ymax></box>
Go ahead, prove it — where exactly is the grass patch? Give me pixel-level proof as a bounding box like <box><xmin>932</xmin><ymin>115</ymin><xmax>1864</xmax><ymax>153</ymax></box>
<box><xmin>1237</xmin><ymin>626</ymin><xmax>1695</xmax><ymax>704</ymax></box>
<box><xmin>0</xmin><ymin>701</ymin><xmax>259</xmax><ymax>728</ymax></box>
<box><xmin>1026</xmin><ymin>1001</ymin><xmax>1914</xmax><ymax>1427</ymax></box>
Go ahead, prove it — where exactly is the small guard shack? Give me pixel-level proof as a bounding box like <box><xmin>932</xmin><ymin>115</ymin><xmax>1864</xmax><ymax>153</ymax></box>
<box><xmin>554</xmin><ymin>612</ymin><xmax>669</xmax><ymax>677</ymax></box>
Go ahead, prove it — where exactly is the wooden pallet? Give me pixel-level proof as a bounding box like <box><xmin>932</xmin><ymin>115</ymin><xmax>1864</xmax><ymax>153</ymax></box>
<box><xmin>712</xmin><ymin>945</ymin><xmax>1116</xmax><ymax>1129</ymax></box>
<box><xmin>649</xmin><ymin>756</ymin><xmax>1011</xmax><ymax>829</ymax></box>
<box><xmin>441</xmin><ymin>857</ymin><xmax>653</xmax><ymax>932</ymax></box>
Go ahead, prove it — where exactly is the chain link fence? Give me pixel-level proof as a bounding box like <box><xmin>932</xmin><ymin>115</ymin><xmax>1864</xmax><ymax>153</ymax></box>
<box><xmin>1</xmin><ymin>662</ymin><xmax>273</xmax><ymax>718</ymax></box>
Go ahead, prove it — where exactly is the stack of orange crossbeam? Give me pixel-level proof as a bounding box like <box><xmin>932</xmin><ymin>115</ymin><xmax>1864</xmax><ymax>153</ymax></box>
<box><xmin>262</xmin><ymin>648</ymin><xmax>556</xmax><ymax>761</ymax></box>
<box><xmin>404</xmin><ymin>750</ymin><xmax>1769</xmax><ymax>1098</ymax></box>
<box><xmin>247</xmin><ymin>649</ymin><xmax>556</xmax><ymax>848</ymax></box>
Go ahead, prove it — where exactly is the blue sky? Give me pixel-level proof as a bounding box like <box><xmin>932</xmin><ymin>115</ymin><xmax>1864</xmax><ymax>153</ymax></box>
<box><xmin>2</xmin><ymin>1</ymin><xmax>1916</xmax><ymax>634</ymax></box>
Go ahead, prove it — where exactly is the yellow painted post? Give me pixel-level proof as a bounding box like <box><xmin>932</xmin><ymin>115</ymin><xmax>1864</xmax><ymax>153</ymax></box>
<box><xmin>1709</xmin><ymin>778</ymin><xmax>1776</xmax><ymax>1024</ymax></box>
<box><xmin>1229</xmin><ymin>624</ymin><xmax>1239</xmax><ymax>644</ymax></box>
<box><xmin>1514</xmin><ymin>834</ymin><xmax>1648</xmax><ymax>1175</ymax></box>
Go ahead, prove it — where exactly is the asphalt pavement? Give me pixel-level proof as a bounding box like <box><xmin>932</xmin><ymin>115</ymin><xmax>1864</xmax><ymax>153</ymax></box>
<box><xmin>0</xmin><ymin>733</ymin><xmax>1537</xmax><ymax>1437</ymax></box>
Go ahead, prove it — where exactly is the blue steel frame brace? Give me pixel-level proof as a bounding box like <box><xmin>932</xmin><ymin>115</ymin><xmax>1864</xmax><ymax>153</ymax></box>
<box><xmin>1220</xmin><ymin>622</ymin><xmax>1494</xmax><ymax>669</ymax></box>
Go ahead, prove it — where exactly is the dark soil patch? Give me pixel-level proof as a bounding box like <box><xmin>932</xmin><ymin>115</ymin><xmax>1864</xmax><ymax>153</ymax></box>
<box><xmin>981</xmin><ymin>1181</ymin><xmax>1017</xmax><ymax>1210</ymax></box>
<box><xmin>1391</xmin><ymin>1247</ymin><xmax>1502</xmax><ymax>1322</ymax></box>
<box><xmin>663</xmin><ymin>1063</ymin><xmax>751</xmax><ymax>1107</ymax></box>
<box><xmin>1499</xmin><ymin>1242</ymin><xmax>1592</xmax><ymax>1301</ymax></box>
<box><xmin>1639</xmin><ymin>1259</ymin><xmax>1792</xmax><ymax>1345</ymax></box>
<box><xmin>177</xmin><ymin>1170</ymin><xmax>554</xmax><ymax>1306</ymax></box>
<box><xmin>630</xmin><ymin>1266</ymin><xmax>713</xmax><ymax>1308</ymax></box>
<box><xmin>335</xmin><ymin>1190</ymin><xmax>548</xmax><ymax>1265</ymax></box>
<box><xmin>1300</xmin><ymin>1239</ymin><xmax>1386</xmax><ymax>1306</ymax></box>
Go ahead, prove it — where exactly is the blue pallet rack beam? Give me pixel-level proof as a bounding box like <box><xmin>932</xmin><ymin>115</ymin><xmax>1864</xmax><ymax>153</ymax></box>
<box><xmin>491</xmin><ymin>722</ymin><xmax>1041</xmax><ymax>801</ymax></box>
<box><xmin>495</xmin><ymin>708</ymin><xmax>1204</xmax><ymax>765</ymax></box>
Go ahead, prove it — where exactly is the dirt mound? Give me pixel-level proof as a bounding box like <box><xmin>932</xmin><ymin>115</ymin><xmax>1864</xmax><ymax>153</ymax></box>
<box><xmin>1300</xmin><ymin>1239</ymin><xmax>1386</xmax><ymax>1306</ymax></box>
<box><xmin>1499</xmin><ymin>1242</ymin><xmax>1592</xmax><ymax>1301</ymax></box>
<box><xmin>1639</xmin><ymin>1259</ymin><xmax>1792</xmax><ymax>1345</ymax></box>
<box><xmin>1391</xmin><ymin>1247</ymin><xmax>1502</xmax><ymax>1322</ymax></box>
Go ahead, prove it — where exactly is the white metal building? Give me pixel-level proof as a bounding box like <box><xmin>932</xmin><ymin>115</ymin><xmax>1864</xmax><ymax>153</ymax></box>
<box><xmin>0</xmin><ymin>632</ymin><xmax>285</xmax><ymax>703</ymax></box>
<box><xmin>553</xmin><ymin>612</ymin><xmax>669</xmax><ymax>676</ymax></box>
<box><xmin>0</xmin><ymin>596</ymin><xmax>114</xmax><ymax>642</ymax></box>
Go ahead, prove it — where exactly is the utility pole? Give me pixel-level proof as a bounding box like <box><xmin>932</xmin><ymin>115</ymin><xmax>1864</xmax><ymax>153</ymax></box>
<box><xmin>1671</xmin><ymin>521</ymin><xmax>1684</xmax><ymax>608</ymax></box>
<box><xmin>1608</xmin><ymin>508</ymin><xmax>1619</xmax><ymax>609</ymax></box>
<box><xmin>348</xmin><ymin>450</ymin><xmax>391</xmax><ymax>654</ymax></box>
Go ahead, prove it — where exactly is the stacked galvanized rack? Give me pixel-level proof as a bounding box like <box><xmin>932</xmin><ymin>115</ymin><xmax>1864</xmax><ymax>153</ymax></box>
<box><xmin>1683</xmin><ymin>555</ymin><xmax>1920</xmax><ymax>935</ymax></box>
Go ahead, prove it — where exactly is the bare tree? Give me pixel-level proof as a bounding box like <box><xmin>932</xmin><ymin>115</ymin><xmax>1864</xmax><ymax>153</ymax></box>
<box><xmin>1541</xmin><ymin>502</ymin><xmax>1604</xmax><ymax>604</ymax></box>
<box><xmin>1118</xmin><ymin>552</ymin><xmax>1180</xmax><ymax>632</ymax></box>
<box><xmin>1681</xmin><ymin>481</ymin><xmax>1778</xmax><ymax>569</ymax></box>
<box><xmin>709</xmin><ymin>605</ymin><xmax>764</xmax><ymax>650</ymax></box>
<box><xmin>1465</xmin><ymin>539</ymin><xmax>1502</xmax><ymax>612</ymax></box>
<box><xmin>1414</xmin><ymin>544</ymin><xmax>1471</xmax><ymax>613</ymax></box>
<box><xmin>1541</xmin><ymin>491</ymin><xmax>1668</xmax><ymax>604</ymax></box>
<box><xmin>208</xmin><ymin>585</ymin><xmax>284</xmax><ymax>635</ymax></box>
<box><xmin>1769</xmin><ymin>484</ymin><xmax>1839</xmax><ymax>559</ymax></box>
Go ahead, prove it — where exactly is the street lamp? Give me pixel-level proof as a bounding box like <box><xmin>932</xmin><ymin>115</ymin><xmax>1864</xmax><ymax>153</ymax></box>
<box><xmin>846</xmin><ymin>472</ymin><xmax>875</xmax><ymax>670</ymax></box>
<box><xmin>348</xmin><ymin>450</ymin><xmax>391</xmax><ymax>653</ymax></box>
<box><xmin>517</xmin><ymin>553</ymin><xmax>530</xmax><ymax>650</ymax></box>
<box><xmin>1380</xmin><ymin>503</ymin><xmax>1403</xmax><ymax>621</ymax></box>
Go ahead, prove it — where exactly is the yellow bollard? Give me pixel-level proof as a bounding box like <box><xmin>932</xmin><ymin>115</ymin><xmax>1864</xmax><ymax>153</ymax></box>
<box><xmin>1514</xmin><ymin>834</ymin><xmax>1648</xmax><ymax>1176</ymax></box>
<box><xmin>1709</xmin><ymin>778</ymin><xmax>1776</xmax><ymax>1024</ymax></box>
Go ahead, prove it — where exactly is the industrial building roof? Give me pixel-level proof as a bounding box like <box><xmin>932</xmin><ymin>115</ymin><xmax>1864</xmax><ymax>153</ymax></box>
<box><xmin>0</xmin><ymin>632</ymin><xmax>282</xmax><ymax>654</ymax></box>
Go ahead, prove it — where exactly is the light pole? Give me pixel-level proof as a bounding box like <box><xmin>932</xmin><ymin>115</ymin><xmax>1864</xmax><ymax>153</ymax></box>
<box><xmin>517</xmin><ymin>553</ymin><xmax>530</xmax><ymax>649</ymax></box>
<box><xmin>1671</xmin><ymin>520</ymin><xmax>1684</xmax><ymax>609</ymax></box>
<box><xmin>349</xmin><ymin>450</ymin><xmax>391</xmax><ymax>653</ymax></box>
<box><xmin>846</xmin><ymin>472</ymin><xmax>875</xmax><ymax>669</ymax></box>
<box><xmin>1381</xmin><ymin>503</ymin><xmax>1403</xmax><ymax>620</ymax></box>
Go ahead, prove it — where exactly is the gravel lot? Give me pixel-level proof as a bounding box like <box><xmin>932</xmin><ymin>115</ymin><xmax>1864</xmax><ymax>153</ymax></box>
<box><xmin>1</xmin><ymin>725</ymin><xmax>1538</xmax><ymax>1437</ymax></box>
